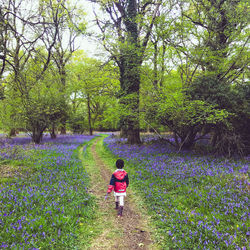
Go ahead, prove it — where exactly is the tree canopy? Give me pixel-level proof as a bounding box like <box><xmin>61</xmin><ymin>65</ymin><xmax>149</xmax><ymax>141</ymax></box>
<box><xmin>0</xmin><ymin>0</ymin><xmax>249</xmax><ymax>155</ymax></box>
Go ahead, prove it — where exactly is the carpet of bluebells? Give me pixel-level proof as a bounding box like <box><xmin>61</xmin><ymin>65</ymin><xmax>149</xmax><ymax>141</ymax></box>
<box><xmin>0</xmin><ymin>134</ymin><xmax>95</xmax><ymax>249</ymax></box>
<box><xmin>104</xmin><ymin>135</ymin><xmax>249</xmax><ymax>249</ymax></box>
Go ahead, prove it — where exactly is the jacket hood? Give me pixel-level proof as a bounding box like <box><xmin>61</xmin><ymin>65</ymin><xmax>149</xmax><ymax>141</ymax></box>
<box><xmin>114</xmin><ymin>170</ymin><xmax>127</xmax><ymax>180</ymax></box>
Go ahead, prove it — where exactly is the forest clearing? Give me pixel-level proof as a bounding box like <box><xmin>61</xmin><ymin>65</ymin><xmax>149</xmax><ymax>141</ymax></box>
<box><xmin>0</xmin><ymin>134</ymin><xmax>249</xmax><ymax>249</ymax></box>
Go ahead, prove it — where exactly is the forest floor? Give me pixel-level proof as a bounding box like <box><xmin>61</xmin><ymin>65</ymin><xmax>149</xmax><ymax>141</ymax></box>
<box><xmin>80</xmin><ymin>136</ymin><xmax>158</xmax><ymax>250</ymax></box>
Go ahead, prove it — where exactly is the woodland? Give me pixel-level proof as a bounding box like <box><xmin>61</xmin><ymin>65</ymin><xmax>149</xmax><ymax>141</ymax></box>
<box><xmin>0</xmin><ymin>0</ymin><xmax>249</xmax><ymax>156</ymax></box>
<box><xmin>0</xmin><ymin>1</ymin><xmax>249</xmax><ymax>249</ymax></box>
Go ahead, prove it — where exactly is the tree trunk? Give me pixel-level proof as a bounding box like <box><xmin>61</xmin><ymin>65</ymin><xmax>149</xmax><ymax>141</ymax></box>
<box><xmin>119</xmin><ymin>56</ymin><xmax>128</xmax><ymax>138</ymax></box>
<box><xmin>59</xmin><ymin>62</ymin><xmax>67</xmax><ymax>135</ymax></box>
<box><xmin>153</xmin><ymin>41</ymin><xmax>158</xmax><ymax>87</ymax></box>
<box><xmin>87</xmin><ymin>94</ymin><xmax>93</xmax><ymax>135</ymax></box>
<box><xmin>174</xmin><ymin>132</ymin><xmax>180</xmax><ymax>148</ymax></box>
<box><xmin>120</xmin><ymin>127</ymin><xmax>129</xmax><ymax>138</ymax></box>
<box><xmin>60</xmin><ymin>123</ymin><xmax>66</xmax><ymax>134</ymax></box>
<box><xmin>127</xmin><ymin>127</ymin><xmax>141</xmax><ymax>144</ymax></box>
<box><xmin>50</xmin><ymin>124</ymin><xmax>57</xmax><ymax>139</ymax></box>
<box><xmin>119</xmin><ymin>81</ymin><xmax>141</xmax><ymax>144</ymax></box>
<box><xmin>32</xmin><ymin>128</ymin><xmax>44</xmax><ymax>144</ymax></box>
<box><xmin>119</xmin><ymin>0</ymin><xmax>141</xmax><ymax>144</ymax></box>
<box><xmin>180</xmin><ymin>131</ymin><xmax>197</xmax><ymax>150</ymax></box>
<box><xmin>100</xmin><ymin>0</ymin><xmax>160</xmax><ymax>144</ymax></box>
<box><xmin>32</xmin><ymin>133</ymin><xmax>43</xmax><ymax>144</ymax></box>
<box><xmin>211</xmin><ymin>131</ymin><xmax>219</xmax><ymax>148</ymax></box>
<box><xmin>160</xmin><ymin>43</ymin><xmax>166</xmax><ymax>87</ymax></box>
<box><xmin>9</xmin><ymin>128</ymin><xmax>16</xmax><ymax>137</ymax></box>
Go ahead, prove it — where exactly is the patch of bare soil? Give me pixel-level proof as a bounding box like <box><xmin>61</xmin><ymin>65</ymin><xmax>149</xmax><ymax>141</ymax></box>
<box><xmin>88</xmin><ymin>139</ymin><xmax>154</xmax><ymax>250</ymax></box>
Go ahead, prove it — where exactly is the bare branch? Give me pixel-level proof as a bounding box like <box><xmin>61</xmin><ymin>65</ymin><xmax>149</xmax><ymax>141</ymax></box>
<box><xmin>141</xmin><ymin>1</ymin><xmax>161</xmax><ymax>55</ymax></box>
<box><xmin>219</xmin><ymin>35</ymin><xmax>250</xmax><ymax>81</ymax></box>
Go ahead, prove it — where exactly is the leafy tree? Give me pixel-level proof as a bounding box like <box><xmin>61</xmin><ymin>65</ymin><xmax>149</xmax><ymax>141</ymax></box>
<box><xmin>67</xmin><ymin>52</ymin><xmax>119</xmax><ymax>135</ymax></box>
<box><xmin>186</xmin><ymin>75</ymin><xmax>232</xmax><ymax>109</ymax></box>
<box><xmin>68</xmin><ymin>104</ymin><xmax>87</xmax><ymax>134</ymax></box>
<box><xmin>159</xmin><ymin>0</ymin><xmax>249</xmax><ymax>84</ymax></box>
<box><xmin>0</xmin><ymin>0</ymin><xmax>60</xmax><ymax>137</ymax></box>
<box><xmin>0</xmin><ymin>83</ymin><xmax>24</xmax><ymax>136</ymax></box>
<box><xmin>187</xmin><ymin>74</ymin><xmax>250</xmax><ymax>155</ymax></box>
<box><xmin>146</xmin><ymin>90</ymin><xmax>231</xmax><ymax>150</ymax></box>
<box><xmin>0</xmin><ymin>0</ymin><xmax>87</xmax><ymax>142</ymax></box>
<box><xmin>143</xmin><ymin>0</ymin><xmax>249</xmax><ymax>154</ymax></box>
<box><xmin>94</xmin><ymin>0</ymin><xmax>161</xmax><ymax>143</ymax></box>
<box><xmin>1</xmin><ymin>56</ymin><xmax>68</xmax><ymax>143</ymax></box>
<box><xmin>39</xmin><ymin>0</ymin><xmax>87</xmax><ymax>134</ymax></box>
<box><xmin>0</xmin><ymin>5</ymin><xmax>8</xmax><ymax>78</ymax></box>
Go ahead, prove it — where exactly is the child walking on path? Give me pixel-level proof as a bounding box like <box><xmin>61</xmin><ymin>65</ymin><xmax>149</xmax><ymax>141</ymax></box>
<box><xmin>105</xmin><ymin>159</ymin><xmax>129</xmax><ymax>217</ymax></box>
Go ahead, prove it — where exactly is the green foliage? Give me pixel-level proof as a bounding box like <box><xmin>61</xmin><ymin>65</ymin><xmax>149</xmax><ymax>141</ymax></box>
<box><xmin>68</xmin><ymin>107</ymin><xmax>87</xmax><ymax>134</ymax></box>
<box><xmin>0</xmin><ymin>0</ymin><xmax>89</xmax><ymax>140</ymax></box>
<box><xmin>96</xmin><ymin>99</ymin><xmax>120</xmax><ymax>131</ymax></box>
<box><xmin>178</xmin><ymin>0</ymin><xmax>249</xmax><ymax>78</ymax></box>
<box><xmin>67</xmin><ymin>51</ymin><xmax>120</xmax><ymax>133</ymax></box>
<box><xmin>186</xmin><ymin>75</ymin><xmax>232</xmax><ymax>109</ymax></box>
<box><xmin>144</xmin><ymin>81</ymin><xmax>232</xmax><ymax>150</ymax></box>
<box><xmin>0</xmin><ymin>0</ymin><xmax>249</xmax><ymax>153</ymax></box>
<box><xmin>140</xmin><ymin>0</ymin><xmax>249</xmax><ymax>154</ymax></box>
<box><xmin>140</xmin><ymin>68</ymin><xmax>182</xmax><ymax>131</ymax></box>
<box><xmin>0</xmin><ymin>58</ymin><xmax>69</xmax><ymax>142</ymax></box>
<box><xmin>0</xmin><ymin>82</ymin><xmax>4</xmax><ymax>100</ymax></box>
<box><xmin>185</xmin><ymin>74</ymin><xmax>250</xmax><ymax>155</ymax></box>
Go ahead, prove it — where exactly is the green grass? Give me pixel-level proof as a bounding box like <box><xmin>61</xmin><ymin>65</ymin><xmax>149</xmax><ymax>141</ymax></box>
<box><xmin>78</xmin><ymin>135</ymin><xmax>124</xmax><ymax>248</ymax></box>
<box><xmin>94</xmin><ymin>135</ymin><xmax>161</xmax><ymax>249</ymax></box>
<box><xmin>77</xmin><ymin>138</ymin><xmax>102</xmax><ymax>248</ymax></box>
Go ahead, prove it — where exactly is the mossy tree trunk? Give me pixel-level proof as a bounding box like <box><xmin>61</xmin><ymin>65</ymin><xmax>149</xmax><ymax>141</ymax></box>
<box><xmin>98</xmin><ymin>0</ymin><xmax>160</xmax><ymax>144</ymax></box>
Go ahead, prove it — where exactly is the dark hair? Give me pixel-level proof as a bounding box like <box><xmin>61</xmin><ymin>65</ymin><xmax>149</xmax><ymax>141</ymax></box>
<box><xmin>116</xmin><ymin>159</ymin><xmax>124</xmax><ymax>169</ymax></box>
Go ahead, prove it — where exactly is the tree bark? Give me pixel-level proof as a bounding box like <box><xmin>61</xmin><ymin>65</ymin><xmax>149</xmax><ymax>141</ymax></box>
<box><xmin>120</xmin><ymin>127</ymin><xmax>129</xmax><ymax>138</ymax></box>
<box><xmin>87</xmin><ymin>94</ymin><xmax>93</xmax><ymax>135</ymax></box>
<box><xmin>120</xmin><ymin>0</ymin><xmax>141</xmax><ymax>144</ymax></box>
<box><xmin>153</xmin><ymin>40</ymin><xmax>158</xmax><ymax>87</ymax></box>
<box><xmin>60</xmin><ymin>123</ymin><xmax>66</xmax><ymax>134</ymax></box>
<box><xmin>181</xmin><ymin>134</ymin><xmax>196</xmax><ymax>149</ymax></box>
<box><xmin>32</xmin><ymin>124</ymin><xmax>46</xmax><ymax>144</ymax></box>
<box><xmin>9</xmin><ymin>128</ymin><xmax>16</xmax><ymax>137</ymax></box>
<box><xmin>98</xmin><ymin>0</ymin><xmax>160</xmax><ymax>144</ymax></box>
<box><xmin>50</xmin><ymin>124</ymin><xmax>57</xmax><ymax>139</ymax></box>
<box><xmin>127</xmin><ymin>124</ymin><xmax>141</xmax><ymax>144</ymax></box>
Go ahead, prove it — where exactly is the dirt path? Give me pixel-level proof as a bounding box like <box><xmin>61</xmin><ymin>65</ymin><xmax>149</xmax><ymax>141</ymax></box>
<box><xmin>83</xmin><ymin>138</ymin><xmax>156</xmax><ymax>250</ymax></box>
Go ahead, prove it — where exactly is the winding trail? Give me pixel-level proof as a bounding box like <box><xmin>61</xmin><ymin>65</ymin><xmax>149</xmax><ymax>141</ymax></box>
<box><xmin>81</xmin><ymin>137</ymin><xmax>157</xmax><ymax>250</ymax></box>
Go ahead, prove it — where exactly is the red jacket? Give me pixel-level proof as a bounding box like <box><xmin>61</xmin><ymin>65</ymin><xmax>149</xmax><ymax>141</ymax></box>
<box><xmin>107</xmin><ymin>169</ymin><xmax>129</xmax><ymax>193</ymax></box>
